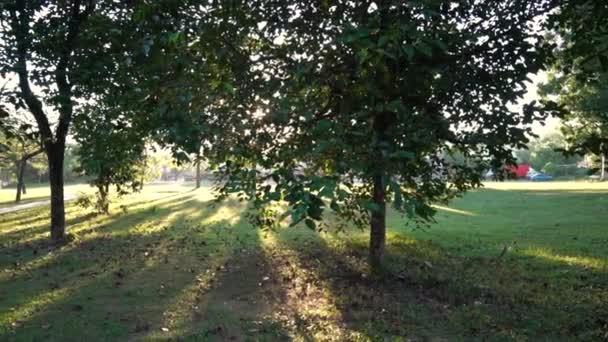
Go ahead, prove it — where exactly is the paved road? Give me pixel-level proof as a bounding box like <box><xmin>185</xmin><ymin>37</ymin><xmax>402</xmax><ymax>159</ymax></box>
<box><xmin>0</xmin><ymin>194</ymin><xmax>77</xmax><ymax>215</ymax></box>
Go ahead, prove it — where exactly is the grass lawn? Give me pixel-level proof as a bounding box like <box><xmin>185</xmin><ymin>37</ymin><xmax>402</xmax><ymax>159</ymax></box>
<box><xmin>0</xmin><ymin>182</ymin><xmax>607</xmax><ymax>340</ymax></box>
<box><xmin>0</xmin><ymin>184</ymin><xmax>95</xmax><ymax>208</ymax></box>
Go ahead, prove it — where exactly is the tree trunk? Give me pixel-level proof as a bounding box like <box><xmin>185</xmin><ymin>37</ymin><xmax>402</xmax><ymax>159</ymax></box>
<box><xmin>369</xmin><ymin>110</ymin><xmax>390</xmax><ymax>273</ymax></box>
<box><xmin>48</xmin><ymin>146</ymin><xmax>66</xmax><ymax>241</ymax></box>
<box><xmin>601</xmin><ymin>154</ymin><xmax>605</xmax><ymax>181</ymax></box>
<box><xmin>97</xmin><ymin>183</ymin><xmax>110</xmax><ymax>214</ymax></box>
<box><xmin>370</xmin><ymin>172</ymin><xmax>387</xmax><ymax>273</ymax></box>
<box><xmin>368</xmin><ymin>0</ymin><xmax>392</xmax><ymax>274</ymax></box>
<box><xmin>15</xmin><ymin>149</ymin><xmax>42</xmax><ymax>202</ymax></box>
<box><xmin>195</xmin><ymin>158</ymin><xmax>201</xmax><ymax>189</ymax></box>
<box><xmin>15</xmin><ymin>159</ymin><xmax>26</xmax><ymax>202</ymax></box>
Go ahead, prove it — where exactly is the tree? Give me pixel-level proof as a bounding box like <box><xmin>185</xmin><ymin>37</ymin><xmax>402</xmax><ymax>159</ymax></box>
<box><xmin>195</xmin><ymin>154</ymin><xmax>202</xmax><ymax>189</ymax></box>
<box><xmin>0</xmin><ymin>113</ymin><xmax>43</xmax><ymax>202</ymax></box>
<box><xmin>540</xmin><ymin>1</ymin><xmax>608</xmax><ymax>180</ymax></box>
<box><xmin>73</xmin><ymin>104</ymin><xmax>146</xmax><ymax>214</ymax></box>
<box><xmin>171</xmin><ymin>1</ymin><xmax>559</xmax><ymax>272</ymax></box>
<box><xmin>121</xmin><ymin>2</ymin><xmax>257</xmax><ymax>188</ymax></box>
<box><xmin>526</xmin><ymin>132</ymin><xmax>582</xmax><ymax>173</ymax></box>
<box><xmin>13</xmin><ymin>140</ymin><xmax>42</xmax><ymax>201</ymax></box>
<box><xmin>0</xmin><ymin>1</ymin><xmax>102</xmax><ymax>240</ymax></box>
<box><xmin>0</xmin><ymin>1</ymin><xmax>181</xmax><ymax>240</ymax></box>
<box><xmin>540</xmin><ymin>73</ymin><xmax>608</xmax><ymax>179</ymax></box>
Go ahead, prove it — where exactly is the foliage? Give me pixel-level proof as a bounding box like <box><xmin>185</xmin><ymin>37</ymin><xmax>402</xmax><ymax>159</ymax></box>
<box><xmin>0</xmin><ymin>0</ymin><xmax>142</xmax><ymax>238</ymax></box>
<box><xmin>73</xmin><ymin>105</ymin><xmax>146</xmax><ymax>214</ymax></box>
<box><xmin>522</xmin><ymin>133</ymin><xmax>582</xmax><ymax>172</ymax></box>
<box><xmin>0</xmin><ymin>131</ymin><xmax>35</xmax><ymax>170</ymax></box>
<box><xmin>541</xmin><ymin>1</ymin><xmax>608</xmax><ymax>178</ymax></box>
<box><xmin>63</xmin><ymin>144</ymin><xmax>83</xmax><ymax>183</ymax></box>
<box><xmin>144</xmin><ymin>1</ymin><xmax>560</xmax><ymax>268</ymax></box>
<box><xmin>540</xmin><ymin>72</ymin><xmax>608</xmax><ymax>167</ymax></box>
<box><xmin>0</xmin><ymin>115</ymin><xmax>44</xmax><ymax>201</ymax></box>
<box><xmin>549</xmin><ymin>0</ymin><xmax>608</xmax><ymax>79</ymax></box>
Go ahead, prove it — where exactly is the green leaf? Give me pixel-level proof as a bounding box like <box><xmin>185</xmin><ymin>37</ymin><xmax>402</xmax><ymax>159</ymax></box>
<box><xmin>307</xmin><ymin>202</ymin><xmax>323</xmax><ymax>220</ymax></box>
<box><xmin>402</xmin><ymin>45</ymin><xmax>415</xmax><ymax>61</ymax></box>
<box><xmin>168</xmin><ymin>32</ymin><xmax>181</xmax><ymax>44</ymax></box>
<box><xmin>434</xmin><ymin>39</ymin><xmax>448</xmax><ymax>51</ymax></box>
<box><xmin>223</xmin><ymin>82</ymin><xmax>236</xmax><ymax>95</ymax></box>
<box><xmin>390</xmin><ymin>150</ymin><xmax>415</xmax><ymax>160</ymax></box>
<box><xmin>416</xmin><ymin>42</ymin><xmax>433</xmax><ymax>57</ymax></box>
<box><xmin>316</xmin><ymin>119</ymin><xmax>331</xmax><ymax>132</ymax></box>
<box><xmin>356</xmin><ymin>49</ymin><xmax>369</xmax><ymax>63</ymax></box>
<box><xmin>365</xmin><ymin>202</ymin><xmax>380</xmax><ymax>213</ymax></box>
<box><xmin>305</xmin><ymin>218</ymin><xmax>316</xmax><ymax>230</ymax></box>
<box><xmin>330</xmin><ymin>200</ymin><xmax>340</xmax><ymax>212</ymax></box>
<box><xmin>378</xmin><ymin>35</ymin><xmax>389</xmax><ymax>47</ymax></box>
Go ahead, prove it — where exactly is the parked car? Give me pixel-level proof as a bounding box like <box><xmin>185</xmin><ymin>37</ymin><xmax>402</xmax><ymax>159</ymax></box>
<box><xmin>528</xmin><ymin>172</ymin><xmax>553</xmax><ymax>181</ymax></box>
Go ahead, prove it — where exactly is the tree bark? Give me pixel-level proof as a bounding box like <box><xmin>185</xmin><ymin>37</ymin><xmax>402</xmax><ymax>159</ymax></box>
<box><xmin>369</xmin><ymin>110</ymin><xmax>391</xmax><ymax>273</ymax></box>
<box><xmin>48</xmin><ymin>146</ymin><xmax>66</xmax><ymax>241</ymax></box>
<box><xmin>15</xmin><ymin>148</ymin><xmax>43</xmax><ymax>202</ymax></box>
<box><xmin>601</xmin><ymin>153</ymin><xmax>605</xmax><ymax>181</ymax></box>
<box><xmin>15</xmin><ymin>159</ymin><xmax>26</xmax><ymax>202</ymax></box>
<box><xmin>370</xmin><ymin>172</ymin><xmax>387</xmax><ymax>273</ymax></box>
<box><xmin>195</xmin><ymin>158</ymin><xmax>201</xmax><ymax>189</ymax></box>
<box><xmin>97</xmin><ymin>183</ymin><xmax>110</xmax><ymax>214</ymax></box>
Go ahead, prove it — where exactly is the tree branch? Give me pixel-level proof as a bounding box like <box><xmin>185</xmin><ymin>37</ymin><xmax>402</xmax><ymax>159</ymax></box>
<box><xmin>11</xmin><ymin>0</ymin><xmax>53</xmax><ymax>147</ymax></box>
<box><xmin>55</xmin><ymin>0</ymin><xmax>96</xmax><ymax>144</ymax></box>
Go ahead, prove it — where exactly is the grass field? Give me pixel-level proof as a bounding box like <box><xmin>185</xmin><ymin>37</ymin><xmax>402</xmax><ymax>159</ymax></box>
<box><xmin>0</xmin><ymin>184</ymin><xmax>94</xmax><ymax>208</ymax></box>
<box><xmin>0</xmin><ymin>182</ymin><xmax>607</xmax><ymax>340</ymax></box>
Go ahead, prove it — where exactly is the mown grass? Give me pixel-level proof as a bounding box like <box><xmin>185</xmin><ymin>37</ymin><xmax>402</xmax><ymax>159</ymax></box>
<box><xmin>0</xmin><ymin>183</ymin><xmax>94</xmax><ymax>208</ymax></box>
<box><xmin>0</xmin><ymin>182</ymin><xmax>607</xmax><ymax>340</ymax></box>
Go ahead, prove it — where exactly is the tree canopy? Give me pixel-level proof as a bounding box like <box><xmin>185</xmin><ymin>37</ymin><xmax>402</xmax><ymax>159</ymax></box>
<box><xmin>0</xmin><ymin>1</ymin><xmax>564</xmax><ymax>270</ymax></box>
<box><xmin>132</xmin><ymin>0</ymin><xmax>560</xmax><ymax>270</ymax></box>
<box><xmin>541</xmin><ymin>0</ymin><xmax>608</xmax><ymax>179</ymax></box>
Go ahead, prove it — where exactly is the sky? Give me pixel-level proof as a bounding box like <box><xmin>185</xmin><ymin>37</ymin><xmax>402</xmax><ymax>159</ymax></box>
<box><xmin>522</xmin><ymin>71</ymin><xmax>561</xmax><ymax>137</ymax></box>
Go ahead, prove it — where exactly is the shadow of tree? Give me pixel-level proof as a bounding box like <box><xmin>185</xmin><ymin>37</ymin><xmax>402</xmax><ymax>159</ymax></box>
<box><xmin>265</xmin><ymin>225</ymin><xmax>608</xmax><ymax>340</ymax></box>
<box><xmin>1</xmin><ymin>186</ymin><xmax>607</xmax><ymax>340</ymax></box>
<box><xmin>0</xmin><ymin>193</ymin><xmax>292</xmax><ymax>341</ymax></box>
<box><xmin>0</xmin><ymin>195</ymin><xmax>202</xmax><ymax>276</ymax></box>
<box><xmin>0</xmin><ymin>196</ymin><xmax>50</xmax><ymax>208</ymax></box>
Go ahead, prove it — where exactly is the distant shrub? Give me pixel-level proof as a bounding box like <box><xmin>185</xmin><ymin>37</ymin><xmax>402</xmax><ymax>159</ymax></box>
<box><xmin>542</xmin><ymin>162</ymin><xmax>557</xmax><ymax>176</ymax></box>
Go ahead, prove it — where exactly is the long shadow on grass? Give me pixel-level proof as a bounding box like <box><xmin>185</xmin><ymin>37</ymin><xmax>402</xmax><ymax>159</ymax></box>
<box><xmin>0</xmin><ymin>196</ymin><xmax>50</xmax><ymax>208</ymax></box>
<box><xmin>134</xmin><ymin>198</ymin><xmax>294</xmax><ymax>340</ymax></box>
<box><xmin>0</xmin><ymin>193</ymin><xmax>201</xmax><ymax>269</ymax></box>
<box><xmin>0</xmin><ymin>195</ymin><xmax>292</xmax><ymax>341</ymax></box>
<box><xmin>3</xmin><ymin>187</ymin><xmax>607</xmax><ymax>340</ymax></box>
<box><xmin>263</xmin><ymin>226</ymin><xmax>608</xmax><ymax>340</ymax></box>
<box><xmin>0</xmin><ymin>188</ymin><xmax>188</xmax><ymax>234</ymax></box>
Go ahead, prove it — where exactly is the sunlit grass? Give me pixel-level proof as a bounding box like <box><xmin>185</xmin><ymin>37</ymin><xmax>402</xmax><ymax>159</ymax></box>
<box><xmin>0</xmin><ymin>287</ymin><xmax>70</xmax><ymax>331</ymax></box>
<box><xmin>0</xmin><ymin>181</ymin><xmax>607</xmax><ymax>340</ymax></box>
<box><xmin>482</xmin><ymin>180</ymin><xmax>608</xmax><ymax>191</ymax></box>
<box><xmin>432</xmin><ymin>204</ymin><xmax>477</xmax><ymax>216</ymax></box>
<box><xmin>523</xmin><ymin>247</ymin><xmax>608</xmax><ymax>270</ymax></box>
<box><xmin>0</xmin><ymin>183</ymin><xmax>95</xmax><ymax>206</ymax></box>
